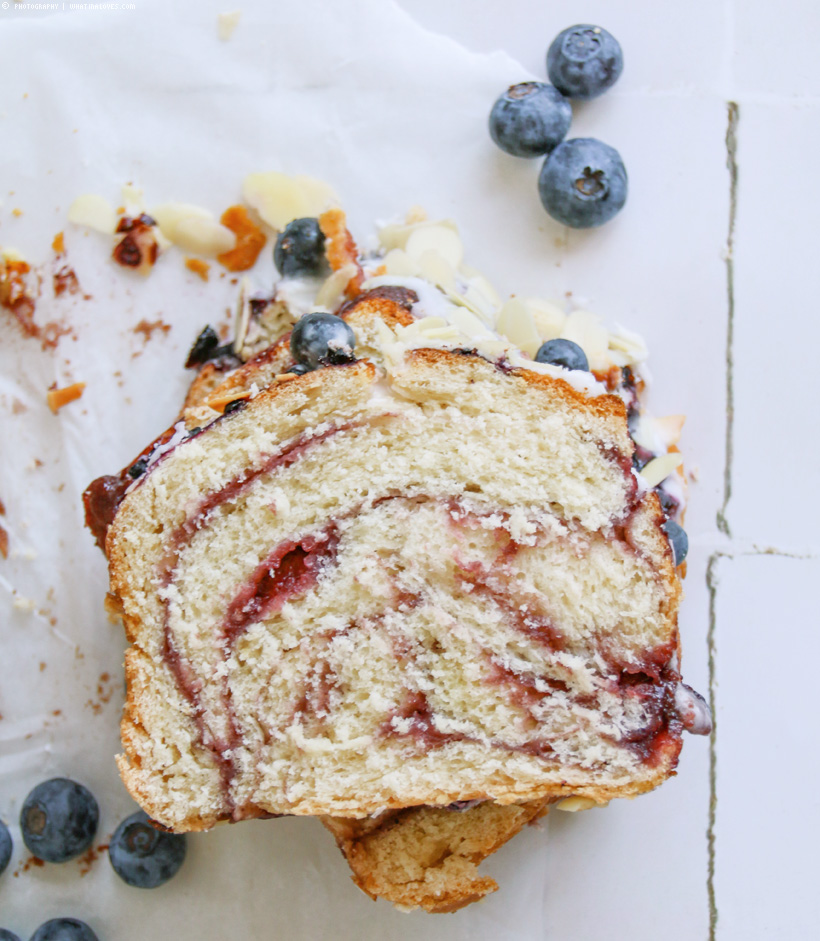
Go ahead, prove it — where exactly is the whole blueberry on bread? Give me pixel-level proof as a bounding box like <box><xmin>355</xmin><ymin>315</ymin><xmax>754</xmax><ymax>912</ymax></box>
<box><xmin>84</xmin><ymin>207</ymin><xmax>708</xmax><ymax>912</ymax></box>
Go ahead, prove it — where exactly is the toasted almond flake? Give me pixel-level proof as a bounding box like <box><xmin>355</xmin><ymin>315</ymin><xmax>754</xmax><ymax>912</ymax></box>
<box><xmin>217</xmin><ymin>10</ymin><xmax>241</xmax><ymax>40</ymax></box>
<box><xmin>68</xmin><ymin>194</ymin><xmax>117</xmax><ymax>234</ymax></box>
<box><xmin>204</xmin><ymin>390</ymin><xmax>251</xmax><ymax>412</ymax></box>
<box><xmin>242</xmin><ymin>172</ymin><xmax>311</xmax><ymax>230</ymax></box>
<box><xmin>447</xmin><ymin>306</ymin><xmax>491</xmax><ymax>340</ymax></box>
<box><xmin>378</xmin><ymin>218</ymin><xmax>458</xmax><ymax>253</ymax></box>
<box><xmin>405</xmin><ymin>224</ymin><xmax>463</xmax><ymax>268</ymax></box>
<box><xmin>47</xmin><ymin>381</ymin><xmax>86</xmax><ymax>414</ymax></box>
<box><xmin>185</xmin><ymin>257</ymin><xmax>210</xmax><ymax>281</ymax></box>
<box><xmin>562</xmin><ymin>309</ymin><xmax>610</xmax><ymax>371</ymax></box>
<box><xmin>497</xmin><ymin>298</ymin><xmax>541</xmax><ymax>357</ymax></box>
<box><xmin>12</xmin><ymin>208</ymin><xmax>23</xmax><ymax>218</ymax></box>
<box><xmin>418</xmin><ymin>324</ymin><xmax>460</xmax><ymax>341</ymax></box>
<box><xmin>555</xmin><ymin>797</ymin><xmax>603</xmax><ymax>812</ymax></box>
<box><xmin>52</xmin><ymin>232</ymin><xmax>65</xmax><ymax>254</ymax></box>
<box><xmin>233</xmin><ymin>276</ymin><xmax>251</xmax><ymax>352</ymax></box>
<box><xmin>216</xmin><ymin>205</ymin><xmax>267</xmax><ymax>271</ymax></box>
<box><xmin>273</xmin><ymin>372</ymin><xmax>300</xmax><ymax>383</ymax></box>
<box><xmin>640</xmin><ymin>452</ymin><xmax>684</xmax><ymax>488</ymax></box>
<box><xmin>315</xmin><ymin>263</ymin><xmax>358</xmax><ymax>309</ymax></box>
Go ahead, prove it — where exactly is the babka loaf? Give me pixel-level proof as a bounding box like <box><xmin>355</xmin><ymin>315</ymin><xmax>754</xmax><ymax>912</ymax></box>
<box><xmin>84</xmin><ymin>208</ymin><xmax>709</xmax><ymax>912</ymax></box>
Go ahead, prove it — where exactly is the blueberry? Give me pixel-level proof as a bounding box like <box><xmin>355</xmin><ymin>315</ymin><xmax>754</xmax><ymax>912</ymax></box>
<box><xmin>286</xmin><ymin>362</ymin><xmax>312</xmax><ymax>375</ymax></box>
<box><xmin>547</xmin><ymin>25</ymin><xmax>623</xmax><ymax>100</ymax></box>
<box><xmin>274</xmin><ymin>218</ymin><xmax>327</xmax><ymax>278</ymax></box>
<box><xmin>538</xmin><ymin>138</ymin><xmax>627</xmax><ymax>228</ymax></box>
<box><xmin>534</xmin><ymin>338</ymin><xmax>589</xmax><ymax>371</ymax></box>
<box><xmin>20</xmin><ymin>778</ymin><xmax>98</xmax><ymax>863</ymax></box>
<box><xmin>0</xmin><ymin>930</ymin><xmax>21</xmax><ymax>941</ymax></box>
<box><xmin>127</xmin><ymin>458</ymin><xmax>148</xmax><ymax>479</ymax></box>
<box><xmin>662</xmin><ymin>520</ymin><xmax>689</xmax><ymax>566</ymax></box>
<box><xmin>0</xmin><ymin>819</ymin><xmax>11</xmax><ymax>876</ymax></box>
<box><xmin>489</xmin><ymin>82</ymin><xmax>571</xmax><ymax>158</ymax></box>
<box><xmin>222</xmin><ymin>398</ymin><xmax>247</xmax><ymax>416</ymax></box>
<box><xmin>29</xmin><ymin>919</ymin><xmax>99</xmax><ymax>941</ymax></box>
<box><xmin>290</xmin><ymin>313</ymin><xmax>356</xmax><ymax>369</ymax></box>
<box><xmin>108</xmin><ymin>810</ymin><xmax>187</xmax><ymax>889</ymax></box>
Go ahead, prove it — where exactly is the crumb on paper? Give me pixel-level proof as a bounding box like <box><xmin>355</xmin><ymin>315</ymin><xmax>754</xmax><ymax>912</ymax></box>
<box><xmin>133</xmin><ymin>318</ymin><xmax>171</xmax><ymax>343</ymax></box>
<box><xmin>12</xmin><ymin>397</ymin><xmax>27</xmax><ymax>414</ymax></box>
<box><xmin>78</xmin><ymin>843</ymin><xmax>109</xmax><ymax>877</ymax></box>
<box><xmin>12</xmin><ymin>208</ymin><xmax>23</xmax><ymax>218</ymax></box>
<box><xmin>0</xmin><ymin>525</ymin><xmax>7</xmax><ymax>559</ymax></box>
<box><xmin>218</xmin><ymin>10</ymin><xmax>241</xmax><ymax>41</ymax></box>
<box><xmin>113</xmin><ymin>214</ymin><xmax>160</xmax><ymax>276</ymax></box>
<box><xmin>1</xmin><ymin>256</ymin><xmax>73</xmax><ymax>348</ymax></box>
<box><xmin>86</xmin><ymin>671</ymin><xmax>116</xmax><ymax>715</ymax></box>
<box><xmin>14</xmin><ymin>856</ymin><xmax>45</xmax><ymax>877</ymax></box>
<box><xmin>52</xmin><ymin>231</ymin><xmax>65</xmax><ymax>254</ymax></box>
<box><xmin>47</xmin><ymin>381</ymin><xmax>86</xmax><ymax>414</ymax></box>
<box><xmin>185</xmin><ymin>257</ymin><xmax>210</xmax><ymax>281</ymax></box>
<box><xmin>217</xmin><ymin>205</ymin><xmax>266</xmax><ymax>271</ymax></box>
<box><xmin>53</xmin><ymin>265</ymin><xmax>82</xmax><ymax>298</ymax></box>
<box><xmin>13</xmin><ymin>595</ymin><xmax>36</xmax><ymax>613</ymax></box>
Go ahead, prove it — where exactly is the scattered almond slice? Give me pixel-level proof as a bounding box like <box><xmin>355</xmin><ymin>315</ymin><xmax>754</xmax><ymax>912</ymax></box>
<box><xmin>640</xmin><ymin>452</ymin><xmax>684</xmax><ymax>489</ymax></box>
<box><xmin>405</xmin><ymin>224</ymin><xmax>463</xmax><ymax>268</ymax></box>
<box><xmin>416</xmin><ymin>250</ymin><xmax>457</xmax><ymax>292</ymax></box>
<box><xmin>555</xmin><ymin>797</ymin><xmax>605</xmax><ymax>812</ymax></box>
<box><xmin>315</xmin><ymin>263</ymin><xmax>358</xmax><ymax>309</ymax></box>
<box><xmin>562</xmin><ymin>310</ymin><xmax>610</xmax><ymax>371</ymax></box>
<box><xmin>378</xmin><ymin>218</ymin><xmax>458</xmax><ymax>253</ymax></box>
<box><xmin>52</xmin><ymin>232</ymin><xmax>65</xmax><ymax>254</ymax></box>
<box><xmin>525</xmin><ymin>298</ymin><xmax>566</xmax><ymax>341</ymax></box>
<box><xmin>216</xmin><ymin>205</ymin><xmax>267</xmax><ymax>271</ymax></box>
<box><xmin>242</xmin><ymin>172</ymin><xmax>311</xmax><ymax>230</ymax></box>
<box><xmin>47</xmin><ymin>381</ymin><xmax>85</xmax><ymax>414</ymax></box>
<box><xmin>293</xmin><ymin>175</ymin><xmax>339</xmax><ymax>216</ymax></box>
<box><xmin>496</xmin><ymin>298</ymin><xmax>541</xmax><ymax>357</ymax></box>
<box><xmin>203</xmin><ymin>390</ymin><xmax>251</xmax><ymax>412</ymax></box>
<box><xmin>172</xmin><ymin>217</ymin><xmax>236</xmax><ymax>257</ymax></box>
<box><xmin>68</xmin><ymin>194</ymin><xmax>117</xmax><ymax>234</ymax></box>
<box><xmin>382</xmin><ymin>248</ymin><xmax>418</xmax><ymax>278</ymax></box>
<box><xmin>151</xmin><ymin>203</ymin><xmax>213</xmax><ymax>241</ymax></box>
<box><xmin>217</xmin><ymin>10</ymin><xmax>241</xmax><ymax>40</ymax></box>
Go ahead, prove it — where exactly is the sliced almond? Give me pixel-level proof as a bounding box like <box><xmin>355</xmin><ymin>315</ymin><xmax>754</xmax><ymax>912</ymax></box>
<box><xmin>0</xmin><ymin>246</ymin><xmax>27</xmax><ymax>263</ymax></box>
<box><xmin>171</xmin><ymin>217</ymin><xmax>236</xmax><ymax>257</ymax></box>
<box><xmin>555</xmin><ymin>797</ymin><xmax>604</xmax><ymax>812</ymax></box>
<box><xmin>293</xmin><ymin>175</ymin><xmax>339</xmax><ymax>216</ymax></box>
<box><xmin>404</xmin><ymin>205</ymin><xmax>427</xmax><ymax>224</ymax></box>
<box><xmin>417</xmin><ymin>249</ymin><xmax>457</xmax><ymax>292</ymax></box>
<box><xmin>609</xmin><ymin>325</ymin><xmax>649</xmax><ymax>367</ymax></box>
<box><xmin>640</xmin><ymin>452</ymin><xmax>684</xmax><ymax>488</ymax></box>
<box><xmin>562</xmin><ymin>309</ymin><xmax>609</xmax><ymax>369</ymax></box>
<box><xmin>526</xmin><ymin>297</ymin><xmax>566</xmax><ymax>340</ymax></box>
<box><xmin>496</xmin><ymin>298</ymin><xmax>541</xmax><ymax>357</ymax></box>
<box><xmin>217</xmin><ymin>10</ymin><xmax>241</xmax><ymax>40</ymax></box>
<box><xmin>47</xmin><ymin>381</ymin><xmax>86</xmax><ymax>414</ymax></box>
<box><xmin>405</xmin><ymin>224</ymin><xmax>463</xmax><ymax>268</ymax></box>
<box><xmin>382</xmin><ymin>249</ymin><xmax>418</xmax><ymax>278</ymax></box>
<box><xmin>242</xmin><ymin>172</ymin><xmax>310</xmax><ymax>230</ymax></box>
<box><xmin>315</xmin><ymin>263</ymin><xmax>358</xmax><ymax>309</ymax></box>
<box><xmin>151</xmin><ymin>203</ymin><xmax>213</xmax><ymax>240</ymax></box>
<box><xmin>68</xmin><ymin>194</ymin><xmax>117</xmax><ymax>234</ymax></box>
<box><xmin>378</xmin><ymin>218</ymin><xmax>458</xmax><ymax>253</ymax></box>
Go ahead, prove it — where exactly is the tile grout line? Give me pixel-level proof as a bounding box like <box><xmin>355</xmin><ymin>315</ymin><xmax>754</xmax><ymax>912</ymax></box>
<box><xmin>717</xmin><ymin>102</ymin><xmax>739</xmax><ymax>537</ymax></box>
<box><xmin>706</xmin><ymin>552</ymin><xmax>723</xmax><ymax>941</ymax></box>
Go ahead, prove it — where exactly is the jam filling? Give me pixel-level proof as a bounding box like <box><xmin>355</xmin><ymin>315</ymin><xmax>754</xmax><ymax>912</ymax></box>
<box><xmin>223</xmin><ymin>525</ymin><xmax>340</xmax><ymax>646</ymax></box>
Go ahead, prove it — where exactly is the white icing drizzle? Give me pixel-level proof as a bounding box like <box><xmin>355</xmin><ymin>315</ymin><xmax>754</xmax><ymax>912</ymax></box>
<box><xmin>674</xmin><ymin>683</ymin><xmax>712</xmax><ymax>736</ymax></box>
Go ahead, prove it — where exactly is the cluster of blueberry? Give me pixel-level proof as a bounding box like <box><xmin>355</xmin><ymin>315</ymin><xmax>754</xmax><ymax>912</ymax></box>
<box><xmin>489</xmin><ymin>24</ymin><xmax>627</xmax><ymax>229</ymax></box>
<box><xmin>1</xmin><ymin>779</ymin><xmax>187</xmax><ymax>940</ymax></box>
<box><xmin>275</xmin><ymin>219</ymin><xmax>358</xmax><ymax>370</ymax></box>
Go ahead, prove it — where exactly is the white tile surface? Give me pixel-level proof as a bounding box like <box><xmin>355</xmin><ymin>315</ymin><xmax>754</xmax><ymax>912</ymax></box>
<box><xmin>726</xmin><ymin>99</ymin><xmax>820</xmax><ymax>549</ymax></box>
<box><xmin>713</xmin><ymin>554</ymin><xmax>820</xmax><ymax>939</ymax></box>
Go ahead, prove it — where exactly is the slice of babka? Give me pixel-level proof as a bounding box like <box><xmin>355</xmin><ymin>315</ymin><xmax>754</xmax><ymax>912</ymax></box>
<box><xmin>84</xmin><ymin>208</ymin><xmax>709</xmax><ymax>912</ymax></box>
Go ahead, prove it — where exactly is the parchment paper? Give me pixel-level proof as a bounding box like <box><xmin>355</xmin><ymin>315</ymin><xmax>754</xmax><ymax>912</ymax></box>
<box><xmin>0</xmin><ymin>1</ymin><xmax>725</xmax><ymax>938</ymax></box>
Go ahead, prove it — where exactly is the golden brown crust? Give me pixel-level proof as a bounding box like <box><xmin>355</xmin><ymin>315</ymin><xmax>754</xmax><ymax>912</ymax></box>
<box><xmin>321</xmin><ymin>799</ymin><xmax>550</xmax><ymax>913</ymax></box>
